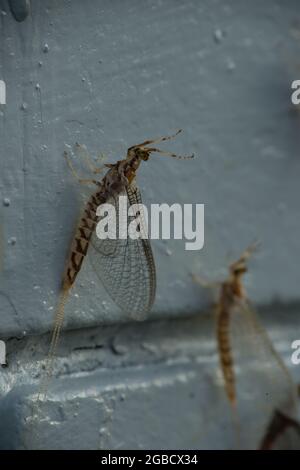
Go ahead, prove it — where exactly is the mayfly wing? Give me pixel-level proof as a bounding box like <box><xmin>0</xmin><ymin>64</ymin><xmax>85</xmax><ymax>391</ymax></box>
<box><xmin>228</xmin><ymin>299</ymin><xmax>298</xmax><ymax>448</ymax></box>
<box><xmin>259</xmin><ymin>409</ymin><xmax>300</xmax><ymax>450</ymax></box>
<box><xmin>259</xmin><ymin>383</ymin><xmax>300</xmax><ymax>450</ymax></box>
<box><xmin>88</xmin><ymin>183</ymin><xmax>156</xmax><ymax>320</ymax></box>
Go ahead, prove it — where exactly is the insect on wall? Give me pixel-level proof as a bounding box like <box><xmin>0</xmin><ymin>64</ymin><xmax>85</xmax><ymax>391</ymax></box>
<box><xmin>35</xmin><ymin>130</ymin><xmax>194</xmax><ymax>406</ymax></box>
<box><xmin>193</xmin><ymin>244</ymin><xmax>298</xmax><ymax>450</ymax></box>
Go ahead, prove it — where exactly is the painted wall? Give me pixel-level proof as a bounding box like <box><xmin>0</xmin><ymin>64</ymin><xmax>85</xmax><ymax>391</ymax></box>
<box><xmin>0</xmin><ymin>0</ymin><xmax>300</xmax><ymax>449</ymax></box>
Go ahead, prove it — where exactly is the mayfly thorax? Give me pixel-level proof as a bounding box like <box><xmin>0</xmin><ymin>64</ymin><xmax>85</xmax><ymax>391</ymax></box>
<box><xmin>37</xmin><ymin>130</ymin><xmax>193</xmax><ymax>403</ymax></box>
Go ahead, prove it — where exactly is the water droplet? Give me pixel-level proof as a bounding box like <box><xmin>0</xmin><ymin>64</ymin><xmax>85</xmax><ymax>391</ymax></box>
<box><xmin>38</xmin><ymin>61</ymin><xmax>43</xmax><ymax>67</ymax></box>
<box><xmin>213</xmin><ymin>28</ymin><xmax>224</xmax><ymax>44</ymax></box>
<box><xmin>1</xmin><ymin>10</ymin><xmax>7</xmax><ymax>16</ymax></box>
<box><xmin>20</xmin><ymin>102</ymin><xmax>27</xmax><ymax>111</ymax></box>
<box><xmin>226</xmin><ymin>58</ymin><xmax>236</xmax><ymax>72</ymax></box>
<box><xmin>99</xmin><ymin>427</ymin><xmax>107</xmax><ymax>436</ymax></box>
<box><xmin>8</xmin><ymin>237</ymin><xmax>16</xmax><ymax>245</ymax></box>
<box><xmin>43</xmin><ymin>43</ymin><xmax>49</xmax><ymax>53</ymax></box>
<box><xmin>35</xmin><ymin>83</ymin><xmax>40</xmax><ymax>91</ymax></box>
<box><xmin>3</xmin><ymin>198</ymin><xmax>10</xmax><ymax>207</ymax></box>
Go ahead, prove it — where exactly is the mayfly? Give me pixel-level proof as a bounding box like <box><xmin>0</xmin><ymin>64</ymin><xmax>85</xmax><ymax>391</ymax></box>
<box><xmin>193</xmin><ymin>244</ymin><xmax>298</xmax><ymax>449</ymax></box>
<box><xmin>259</xmin><ymin>384</ymin><xmax>300</xmax><ymax>450</ymax></box>
<box><xmin>37</xmin><ymin>130</ymin><xmax>193</xmax><ymax>402</ymax></box>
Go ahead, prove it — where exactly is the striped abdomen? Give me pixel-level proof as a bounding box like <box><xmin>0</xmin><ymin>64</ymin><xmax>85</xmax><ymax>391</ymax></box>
<box><xmin>63</xmin><ymin>190</ymin><xmax>105</xmax><ymax>289</ymax></box>
<box><xmin>217</xmin><ymin>303</ymin><xmax>236</xmax><ymax>405</ymax></box>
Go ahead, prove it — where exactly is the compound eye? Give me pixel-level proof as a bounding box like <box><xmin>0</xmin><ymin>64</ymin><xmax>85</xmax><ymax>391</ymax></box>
<box><xmin>234</xmin><ymin>267</ymin><xmax>247</xmax><ymax>276</ymax></box>
<box><xmin>142</xmin><ymin>151</ymin><xmax>149</xmax><ymax>161</ymax></box>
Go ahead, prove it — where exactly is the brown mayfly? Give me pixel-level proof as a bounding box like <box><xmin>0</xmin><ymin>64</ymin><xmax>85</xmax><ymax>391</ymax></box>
<box><xmin>193</xmin><ymin>244</ymin><xmax>298</xmax><ymax>449</ymax></box>
<box><xmin>37</xmin><ymin>130</ymin><xmax>193</xmax><ymax>402</ymax></box>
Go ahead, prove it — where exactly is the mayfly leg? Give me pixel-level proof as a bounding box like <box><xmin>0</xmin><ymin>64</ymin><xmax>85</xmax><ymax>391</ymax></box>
<box><xmin>74</xmin><ymin>143</ymin><xmax>106</xmax><ymax>175</ymax></box>
<box><xmin>191</xmin><ymin>273</ymin><xmax>221</xmax><ymax>290</ymax></box>
<box><xmin>63</xmin><ymin>150</ymin><xmax>99</xmax><ymax>185</ymax></box>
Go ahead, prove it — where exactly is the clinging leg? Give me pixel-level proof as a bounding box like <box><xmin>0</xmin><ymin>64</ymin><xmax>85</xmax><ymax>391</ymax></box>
<box><xmin>75</xmin><ymin>143</ymin><xmax>106</xmax><ymax>175</ymax></box>
<box><xmin>63</xmin><ymin>151</ymin><xmax>99</xmax><ymax>185</ymax></box>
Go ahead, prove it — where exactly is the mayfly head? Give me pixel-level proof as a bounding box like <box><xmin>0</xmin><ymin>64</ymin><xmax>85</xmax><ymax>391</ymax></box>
<box><xmin>230</xmin><ymin>257</ymin><xmax>248</xmax><ymax>279</ymax></box>
<box><xmin>126</xmin><ymin>129</ymin><xmax>194</xmax><ymax>165</ymax></box>
<box><xmin>228</xmin><ymin>241</ymin><xmax>259</xmax><ymax>298</ymax></box>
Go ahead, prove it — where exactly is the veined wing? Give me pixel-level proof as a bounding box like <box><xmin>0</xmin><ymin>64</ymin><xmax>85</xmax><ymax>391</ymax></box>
<box><xmin>88</xmin><ymin>184</ymin><xmax>156</xmax><ymax>320</ymax></box>
<box><xmin>227</xmin><ymin>300</ymin><xmax>298</xmax><ymax>449</ymax></box>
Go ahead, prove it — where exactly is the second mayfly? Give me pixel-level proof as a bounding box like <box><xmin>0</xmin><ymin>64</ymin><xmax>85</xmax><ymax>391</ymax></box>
<box><xmin>38</xmin><ymin>130</ymin><xmax>193</xmax><ymax>401</ymax></box>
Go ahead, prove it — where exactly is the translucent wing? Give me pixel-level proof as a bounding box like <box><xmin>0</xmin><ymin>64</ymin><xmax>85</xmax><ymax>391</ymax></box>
<box><xmin>227</xmin><ymin>300</ymin><xmax>298</xmax><ymax>449</ymax></box>
<box><xmin>88</xmin><ymin>183</ymin><xmax>156</xmax><ymax>320</ymax></box>
<box><xmin>259</xmin><ymin>409</ymin><xmax>300</xmax><ymax>450</ymax></box>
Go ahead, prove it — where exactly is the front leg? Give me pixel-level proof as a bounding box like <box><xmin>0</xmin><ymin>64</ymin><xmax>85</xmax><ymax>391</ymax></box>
<box><xmin>64</xmin><ymin>151</ymin><xmax>99</xmax><ymax>186</ymax></box>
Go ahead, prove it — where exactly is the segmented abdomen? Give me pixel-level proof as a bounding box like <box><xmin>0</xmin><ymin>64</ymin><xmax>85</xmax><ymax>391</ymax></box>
<box><xmin>217</xmin><ymin>305</ymin><xmax>236</xmax><ymax>405</ymax></box>
<box><xmin>63</xmin><ymin>190</ymin><xmax>105</xmax><ymax>289</ymax></box>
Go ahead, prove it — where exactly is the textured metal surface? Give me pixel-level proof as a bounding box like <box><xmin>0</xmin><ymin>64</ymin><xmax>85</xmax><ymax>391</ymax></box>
<box><xmin>0</xmin><ymin>0</ymin><xmax>300</xmax><ymax>450</ymax></box>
